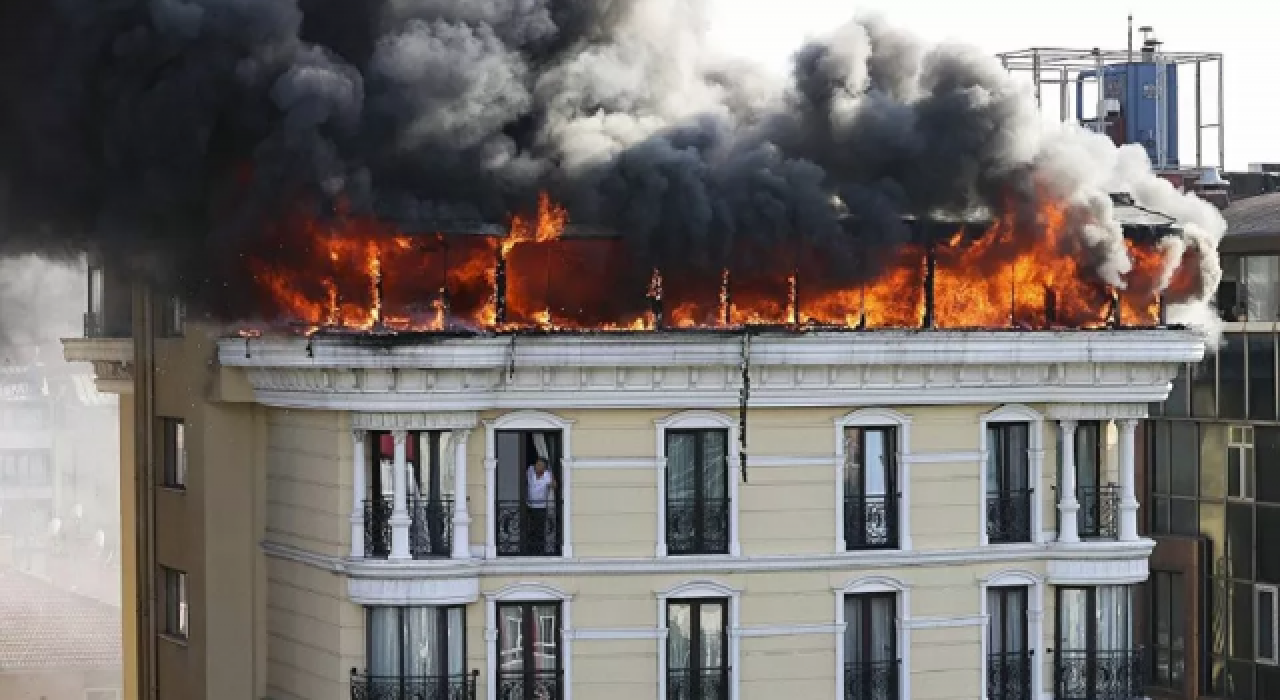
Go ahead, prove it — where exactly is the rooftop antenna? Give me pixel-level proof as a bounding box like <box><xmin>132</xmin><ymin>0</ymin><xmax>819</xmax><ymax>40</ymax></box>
<box><xmin>1127</xmin><ymin>14</ymin><xmax>1134</xmax><ymax>64</ymax></box>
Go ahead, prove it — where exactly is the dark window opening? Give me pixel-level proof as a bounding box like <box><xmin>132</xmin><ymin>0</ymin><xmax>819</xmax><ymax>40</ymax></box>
<box><xmin>495</xmin><ymin>430</ymin><xmax>563</xmax><ymax>557</ymax></box>
<box><xmin>844</xmin><ymin>593</ymin><xmax>899</xmax><ymax>700</ymax></box>
<box><xmin>666</xmin><ymin>599</ymin><xmax>729</xmax><ymax>700</ymax></box>
<box><xmin>843</xmin><ymin>427</ymin><xmax>899</xmax><ymax>549</ymax></box>
<box><xmin>1149</xmin><ymin>571</ymin><xmax>1186</xmax><ymax>689</ymax></box>
<box><xmin>496</xmin><ymin>602</ymin><xmax>562</xmax><ymax>700</ymax></box>
<box><xmin>987</xmin><ymin>423</ymin><xmax>1032</xmax><ymax>544</ymax></box>
<box><xmin>666</xmin><ymin>429</ymin><xmax>730</xmax><ymax>556</ymax></box>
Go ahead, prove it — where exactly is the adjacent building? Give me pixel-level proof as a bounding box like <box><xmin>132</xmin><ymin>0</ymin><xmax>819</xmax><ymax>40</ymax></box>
<box><xmin>66</xmin><ymin>265</ymin><xmax>1202</xmax><ymax>700</ymax></box>
<box><xmin>1141</xmin><ymin>176</ymin><xmax>1280</xmax><ymax>700</ymax></box>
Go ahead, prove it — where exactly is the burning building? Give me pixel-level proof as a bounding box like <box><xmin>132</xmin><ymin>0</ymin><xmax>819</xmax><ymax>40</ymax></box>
<box><xmin>8</xmin><ymin>1</ymin><xmax>1228</xmax><ymax>699</ymax></box>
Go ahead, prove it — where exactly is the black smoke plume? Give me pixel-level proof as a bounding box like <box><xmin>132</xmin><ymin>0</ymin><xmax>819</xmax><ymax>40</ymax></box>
<box><xmin>0</xmin><ymin>0</ymin><xmax>1223</xmax><ymax>328</ymax></box>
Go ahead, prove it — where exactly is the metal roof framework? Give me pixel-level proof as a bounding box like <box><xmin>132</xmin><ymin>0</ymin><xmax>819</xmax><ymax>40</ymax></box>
<box><xmin>997</xmin><ymin>46</ymin><xmax>1225</xmax><ymax>170</ymax></box>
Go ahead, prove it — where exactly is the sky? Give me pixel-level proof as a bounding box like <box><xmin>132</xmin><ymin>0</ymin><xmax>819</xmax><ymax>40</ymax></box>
<box><xmin>707</xmin><ymin>0</ymin><xmax>1277</xmax><ymax>172</ymax></box>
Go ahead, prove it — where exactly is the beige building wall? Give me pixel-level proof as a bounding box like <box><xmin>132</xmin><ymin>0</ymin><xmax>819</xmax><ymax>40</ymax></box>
<box><xmin>117</xmin><ymin>392</ymin><xmax>138</xmax><ymax>700</ymax></box>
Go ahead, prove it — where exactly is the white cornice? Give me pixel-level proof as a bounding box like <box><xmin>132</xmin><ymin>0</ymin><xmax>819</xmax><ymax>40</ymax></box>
<box><xmin>351</xmin><ymin>411</ymin><xmax>478</xmax><ymax>431</ymax></box>
<box><xmin>61</xmin><ymin>338</ymin><xmax>135</xmax><ymax>395</ymax></box>
<box><xmin>262</xmin><ymin>538</ymin><xmax>1155</xmax><ymax>578</ymax></box>
<box><xmin>218</xmin><ymin>330</ymin><xmax>1203</xmax><ymax>411</ymax></box>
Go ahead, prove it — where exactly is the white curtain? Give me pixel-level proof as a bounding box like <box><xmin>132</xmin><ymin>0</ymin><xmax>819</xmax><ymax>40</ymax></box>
<box><xmin>699</xmin><ymin>603</ymin><xmax>725</xmax><ymax>668</ymax></box>
<box><xmin>668</xmin><ymin>603</ymin><xmax>692</xmax><ymax>670</ymax></box>
<box><xmin>532</xmin><ymin>433</ymin><xmax>549</xmax><ymax>461</ymax></box>
<box><xmin>703</xmin><ymin>431</ymin><xmax>727</xmax><ymax>500</ymax></box>
<box><xmin>864</xmin><ymin>429</ymin><xmax>888</xmax><ymax>496</ymax></box>
<box><xmin>368</xmin><ymin>607</ymin><xmax>400</xmax><ymax>677</ymax></box>
<box><xmin>438</xmin><ymin>431</ymin><xmax>457</xmax><ymax>498</ymax></box>
<box><xmin>446</xmin><ymin>608</ymin><xmax>464</xmax><ymax>676</ymax></box>
<box><xmin>1245</xmin><ymin>255</ymin><xmax>1280</xmax><ymax>321</ymax></box>
<box><xmin>667</xmin><ymin>434</ymin><xmax>697</xmax><ymax>500</ymax></box>
<box><xmin>1096</xmin><ymin>586</ymin><xmax>1132</xmax><ymax>652</ymax></box>
<box><xmin>405</xmin><ymin>607</ymin><xmax>438</xmax><ymax>676</ymax></box>
<box><xmin>1059</xmin><ymin>589</ymin><xmax>1089</xmax><ymax>652</ymax></box>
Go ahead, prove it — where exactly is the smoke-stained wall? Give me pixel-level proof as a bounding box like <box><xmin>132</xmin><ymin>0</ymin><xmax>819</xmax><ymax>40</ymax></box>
<box><xmin>0</xmin><ymin>1</ymin><xmax>1224</xmax><ymax>328</ymax></box>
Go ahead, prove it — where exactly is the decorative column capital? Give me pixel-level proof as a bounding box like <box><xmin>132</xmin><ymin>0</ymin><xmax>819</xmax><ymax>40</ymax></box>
<box><xmin>353</xmin><ymin>428</ymin><xmax>367</xmax><ymax>441</ymax></box>
<box><xmin>1058</xmin><ymin>418</ymin><xmax>1077</xmax><ymax>432</ymax></box>
<box><xmin>392</xmin><ymin>429</ymin><xmax>408</xmax><ymax>446</ymax></box>
<box><xmin>1117</xmin><ymin>418</ymin><xmax>1140</xmax><ymax>432</ymax></box>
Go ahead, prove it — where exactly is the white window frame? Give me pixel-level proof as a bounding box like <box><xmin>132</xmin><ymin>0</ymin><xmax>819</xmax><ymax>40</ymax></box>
<box><xmin>978</xmin><ymin>405</ymin><xmax>1046</xmax><ymax>546</ymax></box>
<box><xmin>1229</xmin><ymin>425</ymin><xmax>1255</xmax><ymax>501</ymax></box>
<box><xmin>979</xmin><ymin>569</ymin><xmax>1045</xmax><ymax>700</ymax></box>
<box><xmin>1257</xmin><ymin>584</ymin><xmax>1279</xmax><ymax>665</ymax></box>
<box><xmin>160</xmin><ymin>417</ymin><xmax>187</xmax><ymax>490</ymax></box>
<box><xmin>484</xmin><ymin>411</ymin><xmax>575</xmax><ymax>559</ymax></box>
<box><xmin>834</xmin><ymin>408</ymin><xmax>912</xmax><ymax>552</ymax></box>
<box><xmin>657</xmin><ymin>579</ymin><xmax>741</xmax><ymax>700</ymax></box>
<box><xmin>162</xmin><ymin>566</ymin><xmax>188</xmax><ymax>640</ymax></box>
<box><xmin>485</xmin><ymin>582</ymin><xmax>573</xmax><ymax>700</ymax></box>
<box><xmin>654</xmin><ymin>411</ymin><xmax>740</xmax><ymax>558</ymax></box>
<box><xmin>834</xmin><ymin>576</ymin><xmax>910</xmax><ymax>700</ymax></box>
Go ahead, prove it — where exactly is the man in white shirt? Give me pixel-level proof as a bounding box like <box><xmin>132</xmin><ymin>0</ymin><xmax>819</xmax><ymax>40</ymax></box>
<box><xmin>526</xmin><ymin>457</ymin><xmax>556</xmax><ymax>554</ymax></box>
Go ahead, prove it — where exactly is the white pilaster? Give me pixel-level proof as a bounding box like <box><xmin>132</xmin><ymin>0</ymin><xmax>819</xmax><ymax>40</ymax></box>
<box><xmin>350</xmin><ymin>429</ymin><xmax>367</xmax><ymax>558</ymax></box>
<box><xmin>484</xmin><ymin>424</ymin><xmax>497</xmax><ymax>559</ymax></box>
<box><xmin>452</xmin><ymin>429</ymin><xmax>472</xmax><ymax>559</ymax></box>
<box><xmin>389</xmin><ymin>429</ymin><xmax>411</xmax><ymax>560</ymax></box>
<box><xmin>1117</xmin><ymin>419</ymin><xmax>1140</xmax><ymax>542</ymax></box>
<box><xmin>1057</xmin><ymin>419</ymin><xmax>1080</xmax><ymax>544</ymax></box>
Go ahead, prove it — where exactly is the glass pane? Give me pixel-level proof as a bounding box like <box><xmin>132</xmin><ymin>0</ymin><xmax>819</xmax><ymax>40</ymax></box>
<box><xmin>447</xmin><ymin>608</ymin><xmax>465</xmax><ymax>676</ymax></box>
<box><xmin>869</xmin><ymin>596</ymin><xmax>895</xmax><ymax>662</ymax></box>
<box><xmin>699</xmin><ymin>603</ymin><xmax>725</xmax><ymax>668</ymax></box>
<box><xmin>1244</xmin><ymin>255</ymin><xmax>1280</xmax><ymax>321</ymax></box>
<box><xmin>1259</xmin><ymin>506</ymin><xmax>1280</xmax><ymax>585</ymax></box>
<box><xmin>1246</xmin><ymin>447</ymin><xmax>1256</xmax><ymax>500</ymax></box>
<box><xmin>1171</xmin><ymin>498</ymin><xmax>1199</xmax><ymax>537</ymax></box>
<box><xmin>531</xmin><ymin>604</ymin><xmax>559</xmax><ymax>671</ymax></box>
<box><xmin>1250</xmin><ymin>333</ymin><xmax>1277</xmax><ymax>421</ymax></box>
<box><xmin>667</xmin><ymin>433</ymin><xmax>697</xmax><ymax>499</ymax></box>
<box><xmin>1192</xmin><ymin>350</ymin><xmax>1217</xmax><ymax>418</ymax></box>
<box><xmin>1232</xmin><ymin>583</ymin><xmax>1254</xmax><ymax>660</ymax></box>
<box><xmin>1171</xmin><ymin>424</ymin><xmax>1199</xmax><ymax>497</ymax></box>
<box><xmin>865</xmin><ymin>429</ymin><xmax>888</xmax><ymax>496</ymax></box>
<box><xmin>1095</xmin><ymin>586</ymin><xmax>1132</xmax><ymax>651</ymax></box>
<box><xmin>1152</xmin><ymin>497</ymin><xmax>1170</xmax><ymax>535</ymax></box>
<box><xmin>1229</xmin><ymin>449</ymin><xmax>1242</xmax><ymax>497</ymax></box>
<box><xmin>1220</xmin><ymin>334</ymin><xmax>1247</xmax><ymax>420</ymax></box>
<box><xmin>1059</xmin><ymin>589</ymin><xmax>1089</xmax><ymax>651</ymax></box>
<box><xmin>368</xmin><ymin>607</ymin><xmax>401</xmax><ymax>677</ymax></box>
<box><xmin>1201</xmin><ymin>502</ymin><xmax>1226</xmax><ymax>575</ymax></box>
<box><xmin>497</xmin><ymin>606</ymin><xmax>525</xmax><ymax>672</ymax></box>
<box><xmin>1166</xmin><ymin>363</ymin><xmax>1190</xmax><ymax>417</ymax></box>
<box><xmin>701</xmin><ymin>431</ymin><xmax>728</xmax><ymax>500</ymax></box>
<box><xmin>844</xmin><ymin>428</ymin><xmax>864</xmax><ymax>496</ymax></box>
<box><xmin>986</xmin><ymin>427</ymin><xmax>1001</xmax><ymax>495</ymax></box>
<box><xmin>1228</xmin><ymin>504</ymin><xmax>1254</xmax><ymax>580</ymax></box>
<box><xmin>844</xmin><ymin>596</ymin><xmax>863</xmax><ymax>664</ymax></box>
<box><xmin>1260</xmin><ymin>590</ymin><xmax>1276</xmax><ymax>661</ymax></box>
<box><xmin>438</xmin><ymin>431</ymin><xmax>457</xmax><ymax>498</ymax></box>
<box><xmin>1155</xmin><ymin>574</ymin><xmax>1171</xmax><ymax>647</ymax></box>
<box><xmin>1077</xmin><ymin>423</ymin><xmax>1099</xmax><ymax>489</ymax></box>
<box><xmin>668</xmin><ymin>603</ymin><xmax>692</xmax><ymax>670</ymax></box>
<box><xmin>987</xmin><ymin>590</ymin><xmax>1005</xmax><ymax>654</ymax></box>
<box><xmin>1260</xmin><ymin>428</ymin><xmax>1280</xmax><ymax>504</ymax></box>
<box><xmin>1200</xmin><ymin>424</ymin><xmax>1228</xmax><ymax>500</ymax></box>
<box><xmin>1006</xmin><ymin>588</ymin><xmax>1026</xmax><ymax>653</ymax></box>
<box><xmin>1153</xmin><ymin>422</ymin><xmax>1171</xmax><ymax>494</ymax></box>
<box><xmin>496</xmin><ymin>432</ymin><xmax>523</xmax><ymax>501</ymax></box>
<box><xmin>405</xmin><ymin>607</ymin><xmax>440</xmax><ymax>676</ymax></box>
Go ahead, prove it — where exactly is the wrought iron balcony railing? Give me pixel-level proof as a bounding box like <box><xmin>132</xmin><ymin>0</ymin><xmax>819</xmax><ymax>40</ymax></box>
<box><xmin>1054</xmin><ymin>647</ymin><xmax>1144</xmax><ymax>700</ymax></box>
<box><xmin>349</xmin><ymin>669</ymin><xmax>478</xmax><ymax>700</ymax></box>
<box><xmin>409</xmin><ymin>497</ymin><xmax>453</xmax><ymax>558</ymax></box>
<box><xmin>84</xmin><ymin>311</ymin><xmax>104</xmax><ymax>339</ymax></box>
<box><xmin>495</xmin><ymin>500</ymin><xmax>562</xmax><ymax>556</ymax></box>
<box><xmin>496</xmin><ymin>669</ymin><xmax>562</xmax><ymax>700</ymax></box>
<box><xmin>844</xmin><ymin>492</ymin><xmax>898</xmax><ymax>549</ymax></box>
<box><xmin>1077</xmin><ymin>485</ymin><xmax>1120</xmax><ymax>540</ymax></box>
<box><xmin>364</xmin><ymin>496</ymin><xmax>393</xmax><ymax>559</ymax></box>
<box><xmin>987</xmin><ymin>651</ymin><xmax>1032</xmax><ymax>700</ymax></box>
<box><xmin>986</xmin><ymin>489</ymin><xmax>1033</xmax><ymax>543</ymax></box>
<box><xmin>844</xmin><ymin>659</ymin><xmax>899</xmax><ymax>700</ymax></box>
<box><xmin>665</xmin><ymin>497</ymin><xmax>730</xmax><ymax>556</ymax></box>
<box><xmin>666</xmin><ymin>666</ymin><xmax>729</xmax><ymax>700</ymax></box>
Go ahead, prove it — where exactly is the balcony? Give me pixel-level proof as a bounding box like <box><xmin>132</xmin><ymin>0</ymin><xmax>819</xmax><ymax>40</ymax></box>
<box><xmin>409</xmin><ymin>497</ymin><xmax>453</xmax><ymax>558</ymax></box>
<box><xmin>1077</xmin><ymin>485</ymin><xmax>1120</xmax><ymax>540</ymax></box>
<box><xmin>844</xmin><ymin>493</ymin><xmax>898</xmax><ymax>549</ymax></box>
<box><xmin>986</xmin><ymin>489</ymin><xmax>1033</xmax><ymax>544</ymax></box>
<box><xmin>844</xmin><ymin>659</ymin><xmax>898</xmax><ymax>700</ymax></box>
<box><xmin>495</xmin><ymin>669</ymin><xmax>562</xmax><ymax>700</ymax></box>
<box><xmin>1053</xmin><ymin>648</ymin><xmax>1144</xmax><ymax>700</ymax></box>
<box><xmin>987</xmin><ymin>651</ymin><xmax>1032</xmax><ymax>700</ymax></box>
<box><xmin>666</xmin><ymin>667</ymin><xmax>729</xmax><ymax>700</ymax></box>
<box><xmin>363</xmin><ymin>496</ymin><xmax>454</xmax><ymax>559</ymax></box>
<box><xmin>495</xmin><ymin>500</ymin><xmax>561</xmax><ymax>557</ymax></box>
<box><xmin>349</xmin><ymin>670</ymin><xmax>478</xmax><ymax>700</ymax></box>
<box><xmin>666</xmin><ymin>497</ymin><xmax>730</xmax><ymax>556</ymax></box>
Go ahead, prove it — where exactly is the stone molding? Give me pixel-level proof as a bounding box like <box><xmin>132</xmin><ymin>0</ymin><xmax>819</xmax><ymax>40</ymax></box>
<box><xmin>62</xmin><ymin>338</ymin><xmax>135</xmax><ymax>394</ymax></box>
<box><xmin>350</xmin><ymin>411</ymin><xmax>479</xmax><ymax>431</ymax></box>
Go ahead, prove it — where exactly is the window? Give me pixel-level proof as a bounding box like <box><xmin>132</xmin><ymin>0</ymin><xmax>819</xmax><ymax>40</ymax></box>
<box><xmin>1228</xmin><ymin>426</ymin><xmax>1255</xmax><ymax>501</ymax></box>
<box><xmin>496</xmin><ymin>602</ymin><xmax>562</xmax><ymax>700</ymax></box>
<box><xmin>1065</xmin><ymin>421</ymin><xmax>1118</xmax><ymax>540</ymax></box>
<box><xmin>162</xmin><ymin>567</ymin><xmax>188</xmax><ymax>639</ymax></box>
<box><xmin>844</xmin><ymin>593</ymin><xmax>898</xmax><ymax>700</ymax></box>
<box><xmin>1219</xmin><ymin>254</ymin><xmax>1280</xmax><ymax>322</ymax></box>
<box><xmin>160</xmin><ymin>418</ymin><xmax>186</xmax><ymax>489</ymax></box>
<box><xmin>1149</xmin><ymin>571</ymin><xmax>1185</xmax><ymax>689</ymax></box>
<box><xmin>986</xmin><ymin>423</ymin><xmax>1031</xmax><ymax>544</ymax></box>
<box><xmin>1219</xmin><ymin>334</ymin><xmax>1246</xmax><ymax>420</ymax></box>
<box><xmin>1249</xmin><ymin>333</ymin><xmax>1277</xmax><ymax>421</ymax></box>
<box><xmin>494</xmin><ymin>429</ymin><xmax>563</xmax><ymax>557</ymax></box>
<box><xmin>363</xmin><ymin>430</ymin><xmax>459</xmax><ymax>559</ymax></box>
<box><xmin>1149</xmin><ymin>421</ymin><xmax>1199</xmax><ymax>536</ymax></box>
<box><xmin>843</xmin><ymin>427</ymin><xmax>898</xmax><ymax>549</ymax></box>
<box><xmin>986</xmin><ymin>587</ymin><xmax>1030</xmax><ymax>700</ymax></box>
<box><xmin>665</xmin><ymin>429</ymin><xmax>729</xmax><ymax>555</ymax></box>
<box><xmin>666</xmin><ymin>599</ymin><xmax>728</xmax><ymax>700</ymax></box>
<box><xmin>1055</xmin><ymin>586</ymin><xmax>1138</xmax><ymax>699</ymax></box>
<box><xmin>159</xmin><ymin>296</ymin><xmax>185</xmax><ymax>337</ymax></box>
<box><xmin>1258</xmin><ymin>585</ymin><xmax>1279</xmax><ymax>664</ymax></box>
<box><xmin>359</xmin><ymin>606</ymin><xmax>467</xmax><ymax>693</ymax></box>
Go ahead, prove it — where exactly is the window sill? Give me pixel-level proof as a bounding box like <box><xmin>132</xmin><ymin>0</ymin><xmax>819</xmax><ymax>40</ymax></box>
<box><xmin>160</xmin><ymin>485</ymin><xmax>187</xmax><ymax>494</ymax></box>
<box><xmin>159</xmin><ymin>633</ymin><xmax>189</xmax><ymax>648</ymax></box>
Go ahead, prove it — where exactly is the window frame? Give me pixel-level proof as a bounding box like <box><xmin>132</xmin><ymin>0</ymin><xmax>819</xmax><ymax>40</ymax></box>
<box><xmin>1257</xmin><ymin>584</ymin><xmax>1279</xmax><ymax>665</ymax></box>
<box><xmin>664</xmin><ymin>428</ymin><xmax>730</xmax><ymax>556</ymax></box>
<box><xmin>159</xmin><ymin>418</ymin><xmax>187</xmax><ymax>490</ymax></box>
<box><xmin>161</xmin><ymin>567</ymin><xmax>188</xmax><ymax>640</ymax></box>
<box><xmin>495</xmin><ymin>601</ymin><xmax>564</xmax><ymax>698</ymax></box>
<box><xmin>665</xmin><ymin>598</ymin><xmax>730</xmax><ymax>700</ymax></box>
<box><xmin>654</xmin><ymin>411</ymin><xmax>740</xmax><ymax>558</ymax></box>
<box><xmin>1228</xmin><ymin>425</ymin><xmax>1255</xmax><ymax>502</ymax></box>
<box><xmin>982</xmin><ymin>414</ymin><xmax>1036</xmax><ymax>546</ymax></box>
<box><xmin>484</xmin><ymin>411</ymin><xmax>575</xmax><ymax>560</ymax></box>
<box><xmin>365</xmin><ymin>605</ymin><xmax>467</xmax><ymax>680</ymax></box>
<box><xmin>659</xmin><ymin>580</ymin><xmax>741</xmax><ymax>700</ymax></box>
